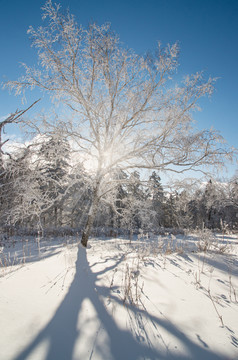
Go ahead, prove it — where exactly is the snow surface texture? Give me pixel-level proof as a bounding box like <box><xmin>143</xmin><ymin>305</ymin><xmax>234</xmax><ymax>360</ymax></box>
<box><xmin>0</xmin><ymin>232</ymin><xmax>238</xmax><ymax>360</ymax></box>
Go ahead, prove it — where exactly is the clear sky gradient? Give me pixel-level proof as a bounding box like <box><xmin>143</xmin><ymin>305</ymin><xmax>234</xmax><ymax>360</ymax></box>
<box><xmin>0</xmin><ymin>0</ymin><xmax>237</xmax><ymax>178</ymax></box>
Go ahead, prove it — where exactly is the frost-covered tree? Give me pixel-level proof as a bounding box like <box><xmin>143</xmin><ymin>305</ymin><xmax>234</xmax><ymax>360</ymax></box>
<box><xmin>0</xmin><ymin>100</ymin><xmax>39</xmax><ymax>167</ymax></box>
<box><xmin>6</xmin><ymin>1</ymin><xmax>234</xmax><ymax>246</ymax></box>
<box><xmin>173</xmin><ymin>190</ymin><xmax>193</xmax><ymax>229</ymax></box>
<box><xmin>163</xmin><ymin>192</ymin><xmax>178</xmax><ymax>228</ymax></box>
<box><xmin>227</xmin><ymin>177</ymin><xmax>238</xmax><ymax>211</ymax></box>
<box><xmin>227</xmin><ymin>178</ymin><xmax>238</xmax><ymax>228</ymax></box>
<box><xmin>207</xmin><ymin>178</ymin><xmax>238</xmax><ymax>230</ymax></box>
<box><xmin>146</xmin><ymin>171</ymin><xmax>164</xmax><ymax>228</ymax></box>
<box><xmin>37</xmin><ymin>133</ymin><xmax>70</xmax><ymax>227</ymax></box>
<box><xmin>201</xmin><ymin>180</ymin><xmax>222</xmax><ymax>228</ymax></box>
<box><xmin>0</xmin><ymin>101</ymin><xmax>39</xmax><ymax>228</ymax></box>
<box><xmin>64</xmin><ymin>163</ymin><xmax>92</xmax><ymax>229</ymax></box>
<box><xmin>3</xmin><ymin>145</ymin><xmax>43</xmax><ymax>228</ymax></box>
<box><xmin>95</xmin><ymin>170</ymin><xmax>128</xmax><ymax>231</ymax></box>
<box><xmin>120</xmin><ymin>171</ymin><xmax>150</xmax><ymax>234</ymax></box>
<box><xmin>187</xmin><ymin>191</ymin><xmax>204</xmax><ymax>229</ymax></box>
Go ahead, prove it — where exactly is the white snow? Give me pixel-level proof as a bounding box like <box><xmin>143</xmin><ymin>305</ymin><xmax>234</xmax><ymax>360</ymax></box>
<box><xmin>0</xmin><ymin>233</ymin><xmax>238</xmax><ymax>359</ymax></box>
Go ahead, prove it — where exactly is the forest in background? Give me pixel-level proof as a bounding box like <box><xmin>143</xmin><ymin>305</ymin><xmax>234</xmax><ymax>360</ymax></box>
<box><xmin>1</xmin><ymin>132</ymin><xmax>237</xmax><ymax>237</ymax></box>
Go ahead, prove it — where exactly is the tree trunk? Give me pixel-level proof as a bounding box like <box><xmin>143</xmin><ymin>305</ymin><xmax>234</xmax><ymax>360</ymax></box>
<box><xmin>54</xmin><ymin>206</ymin><xmax>58</xmax><ymax>228</ymax></box>
<box><xmin>81</xmin><ymin>180</ymin><xmax>101</xmax><ymax>247</ymax></box>
<box><xmin>81</xmin><ymin>211</ymin><xmax>96</xmax><ymax>247</ymax></box>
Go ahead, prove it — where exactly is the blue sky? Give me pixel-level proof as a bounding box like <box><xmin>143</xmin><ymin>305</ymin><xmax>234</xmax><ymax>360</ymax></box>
<box><xmin>0</xmin><ymin>0</ymin><xmax>237</xmax><ymax>178</ymax></box>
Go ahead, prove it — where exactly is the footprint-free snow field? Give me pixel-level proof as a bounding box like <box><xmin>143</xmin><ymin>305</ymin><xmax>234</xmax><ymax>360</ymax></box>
<box><xmin>0</xmin><ymin>233</ymin><xmax>238</xmax><ymax>359</ymax></box>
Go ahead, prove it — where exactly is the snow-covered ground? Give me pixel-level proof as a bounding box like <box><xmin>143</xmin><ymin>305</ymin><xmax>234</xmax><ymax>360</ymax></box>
<box><xmin>0</xmin><ymin>232</ymin><xmax>238</xmax><ymax>360</ymax></box>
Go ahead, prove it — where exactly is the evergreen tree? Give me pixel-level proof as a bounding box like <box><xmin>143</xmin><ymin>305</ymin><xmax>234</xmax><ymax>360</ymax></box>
<box><xmin>163</xmin><ymin>192</ymin><xmax>178</xmax><ymax>228</ymax></box>
<box><xmin>121</xmin><ymin>171</ymin><xmax>149</xmax><ymax>234</ymax></box>
<box><xmin>147</xmin><ymin>171</ymin><xmax>164</xmax><ymax>229</ymax></box>
<box><xmin>37</xmin><ymin>134</ymin><xmax>70</xmax><ymax>227</ymax></box>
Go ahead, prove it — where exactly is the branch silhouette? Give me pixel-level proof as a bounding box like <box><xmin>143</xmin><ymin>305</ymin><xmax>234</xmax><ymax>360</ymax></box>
<box><xmin>14</xmin><ymin>245</ymin><xmax>225</xmax><ymax>360</ymax></box>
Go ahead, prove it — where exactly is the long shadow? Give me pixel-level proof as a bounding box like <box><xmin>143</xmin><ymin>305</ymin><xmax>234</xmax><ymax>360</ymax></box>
<box><xmin>192</xmin><ymin>252</ymin><xmax>238</xmax><ymax>276</ymax></box>
<box><xmin>14</xmin><ymin>245</ymin><xmax>228</xmax><ymax>360</ymax></box>
<box><xmin>1</xmin><ymin>236</ymin><xmax>71</xmax><ymax>269</ymax></box>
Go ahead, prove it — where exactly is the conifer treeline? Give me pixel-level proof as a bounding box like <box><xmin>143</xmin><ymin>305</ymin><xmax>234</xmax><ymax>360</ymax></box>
<box><xmin>1</xmin><ymin>135</ymin><xmax>237</xmax><ymax>235</ymax></box>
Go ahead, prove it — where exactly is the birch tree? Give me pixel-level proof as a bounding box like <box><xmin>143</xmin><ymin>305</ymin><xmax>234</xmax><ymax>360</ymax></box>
<box><xmin>6</xmin><ymin>0</ymin><xmax>234</xmax><ymax>246</ymax></box>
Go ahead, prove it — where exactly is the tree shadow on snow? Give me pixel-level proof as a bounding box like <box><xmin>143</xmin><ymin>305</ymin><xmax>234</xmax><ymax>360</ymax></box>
<box><xmin>14</xmin><ymin>245</ymin><xmax>228</xmax><ymax>360</ymax></box>
<box><xmin>192</xmin><ymin>252</ymin><xmax>238</xmax><ymax>276</ymax></box>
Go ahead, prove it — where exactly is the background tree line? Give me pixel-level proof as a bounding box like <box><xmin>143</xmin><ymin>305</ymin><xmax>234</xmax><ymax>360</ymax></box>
<box><xmin>1</xmin><ymin>133</ymin><xmax>237</xmax><ymax>236</ymax></box>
